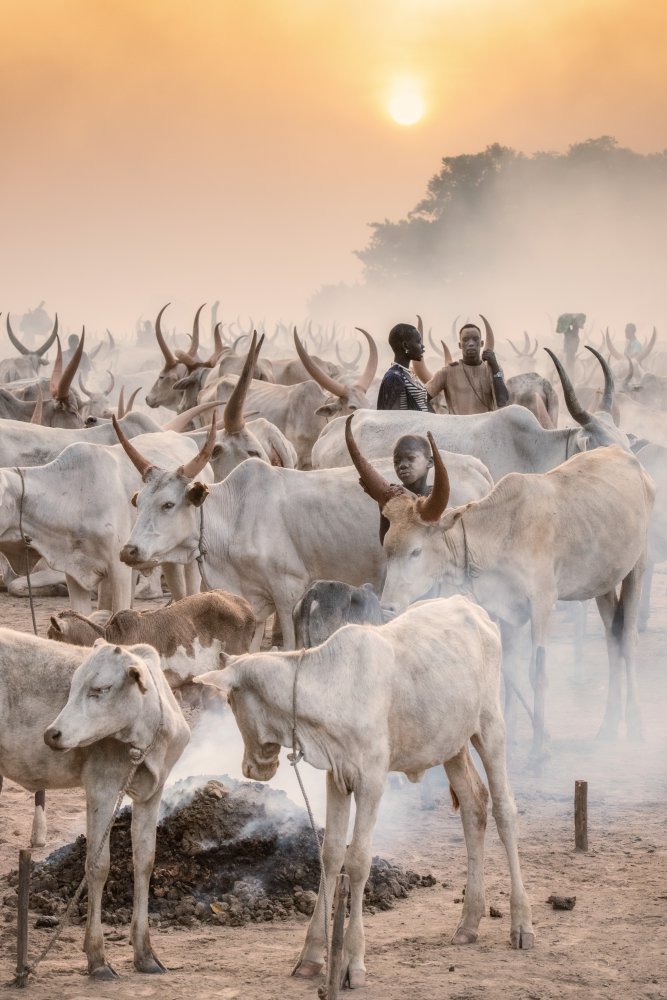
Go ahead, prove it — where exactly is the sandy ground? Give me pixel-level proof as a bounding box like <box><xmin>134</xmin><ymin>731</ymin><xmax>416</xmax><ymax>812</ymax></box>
<box><xmin>1</xmin><ymin>581</ymin><xmax>666</xmax><ymax>1000</ymax></box>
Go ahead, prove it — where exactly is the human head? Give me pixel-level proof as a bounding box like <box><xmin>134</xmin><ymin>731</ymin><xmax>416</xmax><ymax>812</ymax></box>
<box><xmin>68</xmin><ymin>334</ymin><xmax>79</xmax><ymax>350</ymax></box>
<box><xmin>458</xmin><ymin>323</ymin><xmax>483</xmax><ymax>365</ymax></box>
<box><xmin>624</xmin><ymin>323</ymin><xmax>637</xmax><ymax>339</ymax></box>
<box><xmin>388</xmin><ymin>323</ymin><xmax>424</xmax><ymax>362</ymax></box>
<box><xmin>393</xmin><ymin>434</ymin><xmax>432</xmax><ymax>489</ymax></box>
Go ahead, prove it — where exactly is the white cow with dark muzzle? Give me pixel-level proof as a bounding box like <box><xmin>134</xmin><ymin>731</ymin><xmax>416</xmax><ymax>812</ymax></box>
<box><xmin>0</xmin><ymin>629</ymin><xmax>189</xmax><ymax>979</ymax></box>
<box><xmin>195</xmin><ymin>597</ymin><xmax>534</xmax><ymax>988</ymax></box>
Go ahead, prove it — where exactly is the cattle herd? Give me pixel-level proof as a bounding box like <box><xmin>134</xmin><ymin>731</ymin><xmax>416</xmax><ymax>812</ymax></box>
<box><xmin>0</xmin><ymin>306</ymin><xmax>664</xmax><ymax>988</ymax></box>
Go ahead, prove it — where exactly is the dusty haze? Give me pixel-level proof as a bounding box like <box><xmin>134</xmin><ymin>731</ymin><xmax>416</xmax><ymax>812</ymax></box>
<box><xmin>2</xmin><ymin>1</ymin><xmax>667</xmax><ymax>337</ymax></box>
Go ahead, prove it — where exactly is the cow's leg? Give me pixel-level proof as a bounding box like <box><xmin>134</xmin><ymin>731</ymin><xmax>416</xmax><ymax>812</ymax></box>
<box><xmin>444</xmin><ymin>746</ymin><xmax>488</xmax><ymax>944</ymax></box>
<box><xmin>130</xmin><ymin>790</ymin><xmax>166</xmax><ymax>974</ymax></box>
<box><xmin>97</xmin><ymin>577</ymin><xmax>112</xmax><ymax>611</ymax></box>
<box><xmin>499</xmin><ymin>621</ymin><xmax>521</xmax><ymax>742</ymax></box>
<box><xmin>638</xmin><ymin>560</ymin><xmax>653</xmax><ymax>632</ymax></box>
<box><xmin>529</xmin><ymin>599</ymin><xmax>553</xmax><ymax>762</ymax></box>
<box><xmin>162</xmin><ymin>562</ymin><xmax>186</xmax><ymax>602</ymax></box>
<box><xmin>471</xmin><ymin>718</ymin><xmax>534</xmax><ymax>951</ymax></box>
<box><xmin>183</xmin><ymin>560</ymin><xmax>201</xmax><ymax>596</ymax></box>
<box><xmin>595</xmin><ymin>589</ymin><xmax>623</xmax><ymax>740</ymax></box>
<box><xmin>571</xmin><ymin>601</ymin><xmax>588</xmax><ymax>682</ymax></box>
<box><xmin>340</xmin><ymin>775</ymin><xmax>384</xmax><ymax>988</ymax></box>
<box><xmin>293</xmin><ymin>771</ymin><xmax>352</xmax><ymax>979</ymax></box>
<box><xmin>30</xmin><ymin>789</ymin><xmax>46</xmax><ymax>848</ymax></box>
<box><xmin>250</xmin><ymin>620</ymin><xmax>266</xmax><ymax>652</ymax></box>
<box><xmin>274</xmin><ymin>602</ymin><xmax>295</xmax><ymax>650</ymax></box>
<box><xmin>108</xmin><ymin>565</ymin><xmax>133</xmax><ymax>613</ymax></box>
<box><xmin>66</xmin><ymin>574</ymin><xmax>92</xmax><ymax>615</ymax></box>
<box><xmin>83</xmin><ymin>786</ymin><xmax>117</xmax><ymax>979</ymax></box>
<box><xmin>618</xmin><ymin>563</ymin><xmax>645</xmax><ymax>740</ymax></box>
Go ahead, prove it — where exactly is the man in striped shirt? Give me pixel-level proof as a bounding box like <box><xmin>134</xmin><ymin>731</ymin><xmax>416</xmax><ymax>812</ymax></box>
<box><xmin>377</xmin><ymin>323</ymin><xmax>432</xmax><ymax>411</ymax></box>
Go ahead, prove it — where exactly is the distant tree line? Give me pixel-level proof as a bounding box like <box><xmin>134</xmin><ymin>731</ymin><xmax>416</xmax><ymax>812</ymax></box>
<box><xmin>309</xmin><ymin>137</ymin><xmax>667</xmax><ymax>328</ymax></box>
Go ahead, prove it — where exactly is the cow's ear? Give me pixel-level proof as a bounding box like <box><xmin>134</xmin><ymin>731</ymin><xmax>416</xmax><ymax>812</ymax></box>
<box><xmin>128</xmin><ymin>661</ymin><xmax>148</xmax><ymax>694</ymax></box>
<box><xmin>186</xmin><ymin>481</ymin><xmax>209</xmax><ymax>507</ymax></box>
<box><xmin>130</xmin><ymin>491</ymin><xmax>139</xmax><ymax>508</ymax></box>
<box><xmin>49</xmin><ymin>616</ymin><xmax>62</xmax><ymax>632</ymax></box>
<box><xmin>315</xmin><ymin>402</ymin><xmax>340</xmax><ymax>419</ymax></box>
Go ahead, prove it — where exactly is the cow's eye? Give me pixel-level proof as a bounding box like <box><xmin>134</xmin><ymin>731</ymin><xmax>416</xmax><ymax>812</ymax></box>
<box><xmin>410</xmin><ymin>548</ymin><xmax>422</xmax><ymax>559</ymax></box>
<box><xmin>89</xmin><ymin>685</ymin><xmax>111</xmax><ymax>698</ymax></box>
<box><xmin>161</xmin><ymin>501</ymin><xmax>175</xmax><ymax>511</ymax></box>
<box><xmin>247</xmin><ymin>450</ymin><xmax>261</xmax><ymax>458</ymax></box>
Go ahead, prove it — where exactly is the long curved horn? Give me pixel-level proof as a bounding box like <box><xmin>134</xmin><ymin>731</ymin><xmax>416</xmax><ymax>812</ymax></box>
<box><xmin>605</xmin><ymin>328</ymin><xmax>623</xmax><ymax>360</ymax></box>
<box><xmin>480</xmin><ymin>315</ymin><xmax>494</xmax><ymax>352</ymax></box>
<box><xmin>412</xmin><ymin>358</ymin><xmax>432</xmax><ymax>382</ymax></box>
<box><xmin>78</xmin><ymin>374</ymin><xmax>93</xmax><ymax>398</ymax></box>
<box><xmin>123</xmin><ymin>386</ymin><xmax>141</xmax><ymax>414</ymax></box>
<box><xmin>198</xmin><ymin>322</ymin><xmax>225</xmax><ymax>368</ymax></box>
<box><xmin>585</xmin><ymin>346</ymin><xmax>614</xmax><ymax>413</ymax></box>
<box><xmin>31</xmin><ymin>391</ymin><xmax>43</xmax><ymax>425</ymax></box>
<box><xmin>224</xmin><ymin>331</ymin><xmax>260</xmax><ymax>433</ymax></box>
<box><xmin>155</xmin><ymin>303</ymin><xmax>177</xmax><ymax>368</ymax></box>
<box><xmin>187</xmin><ymin>303</ymin><xmax>206</xmax><ymax>360</ymax></box>
<box><xmin>508</xmin><ymin>339</ymin><xmax>522</xmax><ymax>356</ymax></box>
<box><xmin>345</xmin><ymin>415</ymin><xmax>406</xmax><ymax>508</ymax></box>
<box><xmin>55</xmin><ymin>328</ymin><xmax>85</xmax><ymax>401</ymax></box>
<box><xmin>294</xmin><ymin>329</ymin><xmax>348</xmax><ymax>399</ymax></box>
<box><xmin>232</xmin><ymin>333</ymin><xmax>249</xmax><ymax>354</ymax></box>
<box><xmin>441</xmin><ymin>340</ymin><xmax>453</xmax><ymax>366</ymax></box>
<box><xmin>49</xmin><ymin>335</ymin><xmax>63</xmax><ymax>398</ymax></box>
<box><xmin>177</xmin><ymin>412</ymin><xmax>218</xmax><ymax>479</ymax></box>
<box><xmin>106</xmin><ymin>329</ymin><xmax>116</xmax><ymax>351</ymax></box>
<box><xmin>335</xmin><ymin>339</ymin><xmax>362</xmax><ymax>371</ymax></box>
<box><xmin>532</xmin><ymin>392</ymin><xmax>554</xmax><ymax>429</ymax></box>
<box><xmin>6</xmin><ymin>314</ymin><xmax>30</xmax><ymax>356</ymax></box>
<box><xmin>544</xmin><ymin>348</ymin><xmax>592</xmax><ymax>425</ymax></box>
<box><xmin>416</xmin><ymin>432</ymin><xmax>450</xmax><ymax>522</ymax></box>
<box><xmin>529</xmin><ymin>338</ymin><xmax>539</xmax><ymax>358</ymax></box>
<box><xmin>637</xmin><ymin>327</ymin><xmax>657</xmax><ymax>363</ymax></box>
<box><xmin>88</xmin><ymin>342</ymin><xmax>102</xmax><ymax>362</ymax></box>
<box><xmin>353</xmin><ymin>328</ymin><xmax>378</xmax><ymax>392</ymax></box>
<box><xmin>162</xmin><ymin>400</ymin><xmax>221</xmax><ymax>432</ymax></box>
<box><xmin>117</xmin><ymin>385</ymin><xmax>126</xmax><ymax>418</ymax></box>
<box><xmin>522</xmin><ymin>331</ymin><xmax>530</xmax><ymax>354</ymax></box>
<box><xmin>112</xmin><ymin>415</ymin><xmax>155</xmax><ymax>479</ymax></box>
<box><xmin>34</xmin><ymin>314</ymin><xmax>59</xmax><ymax>357</ymax></box>
<box><xmin>103</xmin><ymin>370</ymin><xmax>115</xmax><ymax>396</ymax></box>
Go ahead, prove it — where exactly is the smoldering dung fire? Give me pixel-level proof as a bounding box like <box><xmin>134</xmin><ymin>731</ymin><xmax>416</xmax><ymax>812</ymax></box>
<box><xmin>18</xmin><ymin>777</ymin><xmax>435</xmax><ymax>928</ymax></box>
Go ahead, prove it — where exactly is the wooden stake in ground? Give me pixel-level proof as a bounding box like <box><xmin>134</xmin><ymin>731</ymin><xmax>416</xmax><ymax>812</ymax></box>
<box><xmin>575</xmin><ymin>779</ymin><xmax>588</xmax><ymax>852</ymax></box>
<box><xmin>14</xmin><ymin>848</ymin><xmax>31</xmax><ymax>987</ymax></box>
<box><xmin>325</xmin><ymin>873</ymin><xmax>350</xmax><ymax>1000</ymax></box>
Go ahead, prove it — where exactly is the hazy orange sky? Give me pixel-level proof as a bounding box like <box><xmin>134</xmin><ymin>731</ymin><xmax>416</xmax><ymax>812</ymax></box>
<box><xmin>3</xmin><ymin>0</ymin><xmax>666</xmax><ymax>338</ymax></box>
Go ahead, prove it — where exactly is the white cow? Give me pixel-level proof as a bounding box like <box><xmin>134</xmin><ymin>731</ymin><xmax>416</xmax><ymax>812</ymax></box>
<box><xmin>195</xmin><ymin>597</ymin><xmax>534</xmax><ymax>987</ymax></box>
<box><xmin>0</xmin><ymin>429</ymin><xmax>213</xmax><ymax>612</ymax></box>
<box><xmin>114</xmin><ymin>420</ymin><xmax>493</xmax><ymax>649</ymax></box>
<box><xmin>25</xmin><ymin>636</ymin><xmax>188</xmax><ymax>978</ymax></box>
<box><xmin>312</xmin><ymin>348</ymin><xmax>630</xmax><ymax>477</ymax></box>
<box><xmin>346</xmin><ymin>418</ymin><xmax>654</xmax><ymax>755</ymax></box>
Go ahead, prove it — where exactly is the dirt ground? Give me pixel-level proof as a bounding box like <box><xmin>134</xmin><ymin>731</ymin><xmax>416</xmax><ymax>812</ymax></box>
<box><xmin>1</xmin><ymin>581</ymin><xmax>666</xmax><ymax>1000</ymax></box>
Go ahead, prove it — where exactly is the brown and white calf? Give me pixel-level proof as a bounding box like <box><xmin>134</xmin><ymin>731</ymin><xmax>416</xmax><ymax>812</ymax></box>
<box><xmin>47</xmin><ymin>591</ymin><xmax>256</xmax><ymax>689</ymax></box>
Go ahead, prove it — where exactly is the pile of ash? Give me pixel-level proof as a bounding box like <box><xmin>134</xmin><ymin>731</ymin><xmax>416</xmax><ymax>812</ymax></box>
<box><xmin>16</xmin><ymin>777</ymin><xmax>435</xmax><ymax>928</ymax></box>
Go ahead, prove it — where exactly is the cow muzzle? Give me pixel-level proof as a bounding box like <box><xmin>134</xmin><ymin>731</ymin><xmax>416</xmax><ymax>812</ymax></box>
<box><xmin>44</xmin><ymin>725</ymin><xmax>68</xmax><ymax>751</ymax></box>
<box><xmin>119</xmin><ymin>544</ymin><xmax>158</xmax><ymax>570</ymax></box>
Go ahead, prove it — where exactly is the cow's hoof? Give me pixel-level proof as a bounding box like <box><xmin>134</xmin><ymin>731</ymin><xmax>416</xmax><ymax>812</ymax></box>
<box><xmin>292</xmin><ymin>960</ymin><xmax>323</xmax><ymax>979</ymax></box>
<box><xmin>135</xmin><ymin>953</ymin><xmax>167</xmax><ymax>974</ymax></box>
<box><xmin>89</xmin><ymin>963</ymin><xmax>120</xmax><ymax>981</ymax></box>
<box><xmin>451</xmin><ymin>927</ymin><xmax>478</xmax><ymax>945</ymax></box>
<box><xmin>343</xmin><ymin>967</ymin><xmax>366</xmax><ymax>989</ymax></box>
<box><xmin>510</xmin><ymin>927</ymin><xmax>535</xmax><ymax>950</ymax></box>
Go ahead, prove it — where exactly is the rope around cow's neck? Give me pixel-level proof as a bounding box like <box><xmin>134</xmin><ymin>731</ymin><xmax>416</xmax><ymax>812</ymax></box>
<box><xmin>15</xmin><ymin>664</ymin><xmax>166</xmax><ymax>982</ymax></box>
<box><xmin>15</xmin><ymin>467</ymin><xmax>38</xmax><ymax>637</ymax></box>
<box><xmin>287</xmin><ymin>651</ymin><xmax>331</xmax><ymax>978</ymax></box>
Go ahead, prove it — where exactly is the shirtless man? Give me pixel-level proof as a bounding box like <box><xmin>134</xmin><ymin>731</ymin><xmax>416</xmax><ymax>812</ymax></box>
<box><xmin>424</xmin><ymin>322</ymin><xmax>509</xmax><ymax>414</ymax></box>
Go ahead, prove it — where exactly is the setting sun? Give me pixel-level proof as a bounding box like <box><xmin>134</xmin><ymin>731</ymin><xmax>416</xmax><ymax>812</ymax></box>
<box><xmin>388</xmin><ymin>81</ymin><xmax>425</xmax><ymax>126</ymax></box>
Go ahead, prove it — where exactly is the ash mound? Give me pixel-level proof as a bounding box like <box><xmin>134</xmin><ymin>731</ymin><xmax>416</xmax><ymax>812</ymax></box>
<box><xmin>21</xmin><ymin>777</ymin><xmax>435</xmax><ymax>928</ymax></box>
